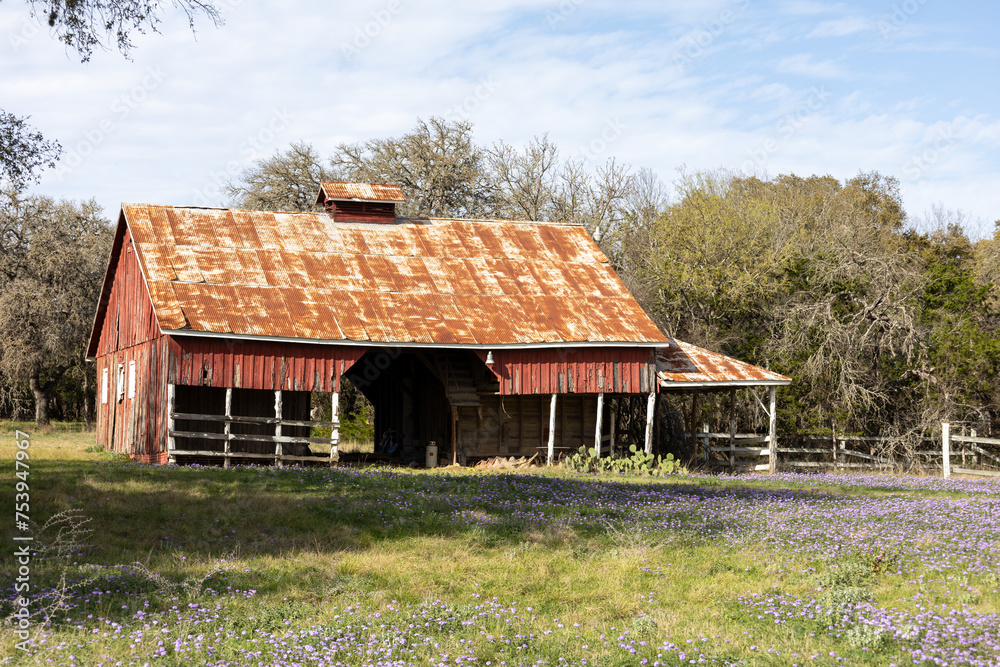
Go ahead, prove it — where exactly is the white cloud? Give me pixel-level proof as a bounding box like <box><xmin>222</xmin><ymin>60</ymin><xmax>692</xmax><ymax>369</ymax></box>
<box><xmin>2</xmin><ymin>0</ymin><xmax>997</xmax><ymax>233</ymax></box>
<box><xmin>806</xmin><ymin>16</ymin><xmax>872</xmax><ymax>37</ymax></box>
<box><xmin>775</xmin><ymin>53</ymin><xmax>849</xmax><ymax>78</ymax></box>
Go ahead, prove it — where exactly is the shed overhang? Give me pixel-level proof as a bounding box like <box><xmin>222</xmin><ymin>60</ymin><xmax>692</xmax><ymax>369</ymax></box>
<box><xmin>656</xmin><ymin>339</ymin><xmax>790</xmax><ymax>390</ymax></box>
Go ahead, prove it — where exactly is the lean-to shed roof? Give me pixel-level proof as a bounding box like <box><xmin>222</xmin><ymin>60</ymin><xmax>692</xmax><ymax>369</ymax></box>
<box><xmin>105</xmin><ymin>203</ymin><xmax>669</xmax><ymax>348</ymax></box>
<box><xmin>657</xmin><ymin>339</ymin><xmax>791</xmax><ymax>387</ymax></box>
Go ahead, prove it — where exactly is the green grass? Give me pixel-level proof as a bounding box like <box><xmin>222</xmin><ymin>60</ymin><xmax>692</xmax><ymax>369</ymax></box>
<box><xmin>0</xmin><ymin>428</ymin><xmax>997</xmax><ymax>665</ymax></box>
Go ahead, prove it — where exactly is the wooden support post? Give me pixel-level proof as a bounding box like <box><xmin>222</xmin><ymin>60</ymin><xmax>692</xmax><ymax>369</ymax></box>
<box><xmin>644</xmin><ymin>391</ymin><xmax>655</xmax><ymax>455</ymax></box>
<box><xmin>729</xmin><ymin>419</ymin><xmax>736</xmax><ymax>468</ymax></box>
<box><xmin>274</xmin><ymin>390</ymin><xmax>283</xmax><ymax>467</ymax></box>
<box><xmin>609</xmin><ymin>406</ymin><xmax>616</xmax><ymax>456</ymax></box>
<box><xmin>959</xmin><ymin>423</ymin><xmax>964</xmax><ymax>469</ymax></box>
<box><xmin>728</xmin><ymin>388</ymin><xmax>736</xmax><ymax>468</ymax></box>
<box><xmin>223</xmin><ymin>387</ymin><xmax>232</xmax><ymax>469</ymax></box>
<box><xmin>691</xmin><ymin>393</ymin><xmax>702</xmax><ymax>460</ymax></box>
<box><xmin>330</xmin><ymin>391</ymin><xmax>340</xmax><ymax>464</ymax></box>
<box><xmin>166</xmin><ymin>383</ymin><xmax>176</xmax><ymax>463</ymax></box>
<box><xmin>701</xmin><ymin>422</ymin><xmax>710</xmax><ymax>462</ymax></box>
<box><xmin>451</xmin><ymin>406</ymin><xmax>458</xmax><ymax>466</ymax></box>
<box><xmin>768</xmin><ymin>385</ymin><xmax>777</xmax><ymax>473</ymax></box>
<box><xmin>971</xmin><ymin>429</ymin><xmax>977</xmax><ymax>466</ymax></box>
<box><xmin>547</xmin><ymin>393</ymin><xmax>557</xmax><ymax>465</ymax></box>
<box><xmin>594</xmin><ymin>392</ymin><xmax>604</xmax><ymax>457</ymax></box>
<box><xmin>942</xmin><ymin>421</ymin><xmax>951</xmax><ymax>478</ymax></box>
<box><xmin>831</xmin><ymin>420</ymin><xmax>837</xmax><ymax>470</ymax></box>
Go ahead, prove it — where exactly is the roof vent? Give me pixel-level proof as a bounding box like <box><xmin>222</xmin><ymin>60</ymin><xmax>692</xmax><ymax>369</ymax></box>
<box><xmin>316</xmin><ymin>182</ymin><xmax>406</xmax><ymax>223</ymax></box>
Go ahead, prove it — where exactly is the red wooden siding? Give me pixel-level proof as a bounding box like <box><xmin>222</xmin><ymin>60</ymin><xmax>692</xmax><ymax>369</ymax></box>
<box><xmin>92</xmin><ymin>224</ymin><xmax>170</xmax><ymax>462</ymax></box>
<box><xmin>479</xmin><ymin>347</ymin><xmax>658</xmax><ymax>395</ymax></box>
<box><xmin>96</xmin><ymin>337</ymin><xmax>170</xmax><ymax>463</ymax></box>
<box><xmin>92</xmin><ymin>225</ymin><xmax>161</xmax><ymax>357</ymax></box>
<box><xmin>166</xmin><ymin>337</ymin><xmax>368</xmax><ymax>392</ymax></box>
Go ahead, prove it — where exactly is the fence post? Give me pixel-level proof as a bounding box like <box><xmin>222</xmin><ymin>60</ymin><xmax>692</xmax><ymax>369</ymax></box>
<box><xmin>223</xmin><ymin>387</ymin><xmax>232</xmax><ymax>469</ymax></box>
<box><xmin>644</xmin><ymin>391</ymin><xmax>656</xmax><ymax>455</ymax></box>
<box><xmin>831</xmin><ymin>421</ymin><xmax>837</xmax><ymax>470</ymax></box>
<box><xmin>594</xmin><ymin>392</ymin><xmax>604</xmax><ymax>457</ymax></box>
<box><xmin>274</xmin><ymin>390</ymin><xmax>283</xmax><ymax>468</ymax></box>
<box><xmin>971</xmin><ymin>428</ymin><xmax>977</xmax><ymax>466</ymax></box>
<box><xmin>330</xmin><ymin>391</ymin><xmax>340</xmax><ymax>464</ymax></box>
<box><xmin>166</xmin><ymin>383</ymin><xmax>176</xmax><ymax>464</ymax></box>
<box><xmin>768</xmin><ymin>386</ymin><xmax>777</xmax><ymax>473</ymax></box>
<box><xmin>547</xmin><ymin>393</ymin><xmax>557</xmax><ymax>465</ymax></box>
<box><xmin>942</xmin><ymin>422</ymin><xmax>951</xmax><ymax>478</ymax></box>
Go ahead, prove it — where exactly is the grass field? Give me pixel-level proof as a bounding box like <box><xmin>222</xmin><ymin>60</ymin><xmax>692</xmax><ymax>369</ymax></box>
<box><xmin>1</xmin><ymin>428</ymin><xmax>999</xmax><ymax>666</ymax></box>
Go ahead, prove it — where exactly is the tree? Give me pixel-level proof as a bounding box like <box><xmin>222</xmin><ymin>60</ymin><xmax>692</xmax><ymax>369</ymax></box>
<box><xmin>226</xmin><ymin>142</ymin><xmax>333</xmax><ymax>212</ymax></box>
<box><xmin>487</xmin><ymin>135</ymin><xmax>562</xmax><ymax>221</ymax></box>
<box><xmin>21</xmin><ymin>0</ymin><xmax>222</xmax><ymax>61</ymax></box>
<box><xmin>331</xmin><ymin>117</ymin><xmax>494</xmax><ymax>218</ymax></box>
<box><xmin>0</xmin><ymin>111</ymin><xmax>61</xmax><ymax>190</ymax></box>
<box><xmin>0</xmin><ymin>190</ymin><xmax>113</xmax><ymax>424</ymax></box>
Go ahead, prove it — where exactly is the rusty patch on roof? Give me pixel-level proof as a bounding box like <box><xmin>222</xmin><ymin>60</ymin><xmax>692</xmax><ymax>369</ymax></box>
<box><xmin>120</xmin><ymin>203</ymin><xmax>668</xmax><ymax>347</ymax></box>
<box><xmin>657</xmin><ymin>339</ymin><xmax>790</xmax><ymax>386</ymax></box>
<box><xmin>318</xmin><ymin>182</ymin><xmax>406</xmax><ymax>203</ymax></box>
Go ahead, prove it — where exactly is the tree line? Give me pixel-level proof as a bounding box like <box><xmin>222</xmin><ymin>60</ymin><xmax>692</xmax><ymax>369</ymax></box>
<box><xmin>225</xmin><ymin>119</ymin><xmax>1000</xmax><ymax>444</ymax></box>
<box><xmin>4</xmin><ymin>115</ymin><xmax>1000</xmax><ymax>452</ymax></box>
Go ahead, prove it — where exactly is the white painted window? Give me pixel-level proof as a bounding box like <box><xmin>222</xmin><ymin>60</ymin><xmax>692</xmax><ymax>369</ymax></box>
<box><xmin>127</xmin><ymin>360</ymin><xmax>137</xmax><ymax>399</ymax></box>
<box><xmin>116</xmin><ymin>363</ymin><xmax>125</xmax><ymax>403</ymax></box>
<box><xmin>101</xmin><ymin>368</ymin><xmax>109</xmax><ymax>404</ymax></box>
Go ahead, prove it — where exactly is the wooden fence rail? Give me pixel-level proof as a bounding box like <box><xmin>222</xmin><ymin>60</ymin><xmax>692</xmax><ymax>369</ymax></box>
<box><xmin>166</xmin><ymin>385</ymin><xmax>340</xmax><ymax>467</ymax></box>
<box><xmin>943</xmin><ymin>424</ymin><xmax>1000</xmax><ymax>478</ymax></box>
<box><xmin>696</xmin><ymin>421</ymin><xmax>1000</xmax><ymax>478</ymax></box>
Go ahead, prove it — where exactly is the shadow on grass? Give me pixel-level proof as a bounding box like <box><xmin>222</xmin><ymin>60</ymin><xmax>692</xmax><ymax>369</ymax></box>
<box><xmin>2</xmin><ymin>458</ymin><xmax>829</xmax><ymax>564</ymax></box>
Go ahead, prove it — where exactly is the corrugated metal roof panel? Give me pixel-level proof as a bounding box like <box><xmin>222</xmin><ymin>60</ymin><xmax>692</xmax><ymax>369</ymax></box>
<box><xmin>319</xmin><ymin>182</ymin><xmax>407</xmax><ymax>203</ymax></box>
<box><xmin>213</xmin><ymin>211</ymin><xmax>243</xmax><ymax>249</ymax></box>
<box><xmin>278</xmin><ymin>250</ymin><xmax>312</xmax><ymax>289</ymax></box>
<box><xmin>230</xmin><ymin>210</ymin><xmax>264</xmax><ymax>249</ymax></box>
<box><xmin>251</xmin><ymin>211</ymin><xmax>284</xmax><ymax>250</ymax></box>
<box><xmin>321</xmin><ymin>289</ymin><xmax>368</xmax><ymax>341</ymax></box>
<box><xmin>255</xmin><ymin>250</ymin><xmax>289</xmax><ymax>288</ymax></box>
<box><xmin>657</xmin><ymin>339</ymin><xmax>791</xmax><ymax>385</ymax></box>
<box><xmin>139</xmin><ymin>244</ymin><xmax>176</xmax><ymax>282</ymax></box>
<box><xmin>232</xmin><ymin>249</ymin><xmax>268</xmax><ymax>286</ymax></box>
<box><xmin>166</xmin><ymin>245</ymin><xmax>204</xmax><ymax>284</ymax></box>
<box><xmin>145</xmin><ymin>280</ymin><xmax>186</xmax><ymax>329</ymax></box>
<box><xmin>274</xmin><ymin>212</ymin><xmax>328</xmax><ymax>251</ymax></box>
<box><xmin>233</xmin><ymin>285</ymin><xmax>278</xmax><ymax>337</ymax></box>
<box><xmin>123</xmin><ymin>203</ymin><xmax>669</xmax><ymax>346</ymax></box>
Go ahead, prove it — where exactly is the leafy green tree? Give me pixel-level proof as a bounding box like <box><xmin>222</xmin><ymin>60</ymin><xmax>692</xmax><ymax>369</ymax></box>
<box><xmin>0</xmin><ymin>191</ymin><xmax>112</xmax><ymax>424</ymax></box>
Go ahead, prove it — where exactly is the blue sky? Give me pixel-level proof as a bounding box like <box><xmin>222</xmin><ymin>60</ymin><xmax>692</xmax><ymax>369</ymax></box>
<box><xmin>2</xmin><ymin>0</ymin><xmax>998</xmax><ymax>235</ymax></box>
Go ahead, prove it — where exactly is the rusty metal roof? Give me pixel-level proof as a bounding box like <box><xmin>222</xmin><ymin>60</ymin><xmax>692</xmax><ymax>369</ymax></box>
<box><xmin>121</xmin><ymin>203</ymin><xmax>668</xmax><ymax>347</ymax></box>
<box><xmin>317</xmin><ymin>182</ymin><xmax>407</xmax><ymax>203</ymax></box>
<box><xmin>657</xmin><ymin>339</ymin><xmax>790</xmax><ymax>387</ymax></box>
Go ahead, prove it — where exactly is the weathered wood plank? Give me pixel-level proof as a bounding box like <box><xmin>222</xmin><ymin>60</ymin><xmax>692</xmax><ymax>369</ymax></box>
<box><xmin>170</xmin><ymin>451</ymin><xmax>337</xmax><ymax>463</ymax></box>
<box><xmin>169</xmin><ymin>413</ymin><xmax>339</xmax><ymax>428</ymax></box>
<box><xmin>951</xmin><ymin>435</ymin><xmax>1000</xmax><ymax>447</ymax></box>
<box><xmin>952</xmin><ymin>466</ymin><xmax>1000</xmax><ymax>478</ymax></box>
<box><xmin>169</xmin><ymin>431</ymin><xmax>335</xmax><ymax>445</ymax></box>
<box><xmin>776</xmin><ymin>447</ymin><xmax>830</xmax><ymax>454</ymax></box>
<box><xmin>840</xmin><ymin>449</ymin><xmax>891</xmax><ymax>464</ymax></box>
<box><xmin>708</xmin><ymin>447</ymin><xmax>769</xmax><ymax>455</ymax></box>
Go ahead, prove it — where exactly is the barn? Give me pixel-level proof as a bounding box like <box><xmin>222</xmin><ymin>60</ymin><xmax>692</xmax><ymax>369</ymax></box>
<box><xmin>87</xmin><ymin>182</ymin><xmax>785</xmax><ymax>467</ymax></box>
